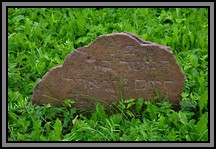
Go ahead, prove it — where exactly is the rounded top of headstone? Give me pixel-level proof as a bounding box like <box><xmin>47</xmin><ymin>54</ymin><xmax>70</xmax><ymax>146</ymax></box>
<box><xmin>31</xmin><ymin>32</ymin><xmax>186</xmax><ymax>110</ymax></box>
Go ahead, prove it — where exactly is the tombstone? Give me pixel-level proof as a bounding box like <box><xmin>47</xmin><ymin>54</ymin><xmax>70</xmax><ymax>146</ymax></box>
<box><xmin>31</xmin><ymin>32</ymin><xmax>186</xmax><ymax>110</ymax></box>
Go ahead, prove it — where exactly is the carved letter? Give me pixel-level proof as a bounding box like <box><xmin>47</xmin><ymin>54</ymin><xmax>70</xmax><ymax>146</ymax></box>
<box><xmin>124</xmin><ymin>45</ymin><xmax>135</xmax><ymax>56</ymax></box>
<box><xmin>135</xmin><ymin>80</ymin><xmax>146</xmax><ymax>90</ymax></box>
<box><xmin>164</xmin><ymin>80</ymin><xmax>174</xmax><ymax>89</ymax></box>
<box><xmin>102</xmin><ymin>61</ymin><xmax>112</xmax><ymax>72</ymax></box>
<box><xmin>162</xmin><ymin>61</ymin><xmax>170</xmax><ymax>70</ymax></box>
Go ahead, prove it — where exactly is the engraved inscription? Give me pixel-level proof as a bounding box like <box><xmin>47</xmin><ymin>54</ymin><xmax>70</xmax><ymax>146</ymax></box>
<box><xmin>87</xmin><ymin>80</ymin><xmax>99</xmax><ymax>89</ymax></box>
<box><xmin>148</xmin><ymin>61</ymin><xmax>156</xmax><ymax>71</ymax></box>
<box><xmin>104</xmin><ymin>80</ymin><xmax>110</xmax><ymax>92</ymax></box>
<box><xmin>120</xmin><ymin>61</ymin><xmax>143</xmax><ymax>71</ymax></box>
<box><xmin>162</xmin><ymin>61</ymin><xmax>170</xmax><ymax>70</ymax></box>
<box><xmin>123</xmin><ymin>79</ymin><xmax>129</xmax><ymax>87</ymax></box>
<box><xmin>62</xmin><ymin>77</ymin><xmax>73</xmax><ymax>81</ymax></box>
<box><xmin>128</xmin><ymin>62</ymin><xmax>142</xmax><ymax>71</ymax></box>
<box><xmin>119</xmin><ymin>61</ymin><xmax>129</xmax><ymax>70</ymax></box>
<box><xmin>103</xmin><ymin>80</ymin><xmax>115</xmax><ymax>93</ymax></box>
<box><xmin>134</xmin><ymin>80</ymin><xmax>175</xmax><ymax>92</ymax></box>
<box><xmin>155</xmin><ymin>81</ymin><xmax>161</xmax><ymax>85</ymax></box>
<box><xmin>124</xmin><ymin>45</ymin><xmax>135</xmax><ymax>56</ymax></box>
<box><xmin>63</xmin><ymin>77</ymin><xmax>174</xmax><ymax>93</ymax></box>
<box><xmin>67</xmin><ymin>78</ymin><xmax>175</xmax><ymax>92</ymax></box>
<box><xmin>149</xmin><ymin>80</ymin><xmax>161</xmax><ymax>86</ymax></box>
<box><xmin>102</xmin><ymin>61</ymin><xmax>112</xmax><ymax>72</ymax></box>
<box><xmin>76</xmin><ymin>78</ymin><xmax>83</xmax><ymax>83</ymax></box>
<box><xmin>143</xmin><ymin>55</ymin><xmax>152</xmax><ymax>64</ymax></box>
<box><xmin>85</xmin><ymin>60</ymin><xmax>97</xmax><ymax>70</ymax></box>
<box><xmin>164</xmin><ymin>80</ymin><xmax>174</xmax><ymax>89</ymax></box>
<box><xmin>102</xmin><ymin>61</ymin><xmax>111</xmax><ymax>68</ymax></box>
<box><xmin>110</xmin><ymin>52</ymin><xmax>115</xmax><ymax>58</ymax></box>
<box><xmin>135</xmin><ymin>80</ymin><xmax>146</xmax><ymax>90</ymax></box>
<box><xmin>109</xmin><ymin>44</ymin><xmax>116</xmax><ymax>58</ymax></box>
<box><xmin>75</xmin><ymin>79</ymin><xmax>99</xmax><ymax>90</ymax></box>
<box><xmin>120</xmin><ymin>60</ymin><xmax>157</xmax><ymax>71</ymax></box>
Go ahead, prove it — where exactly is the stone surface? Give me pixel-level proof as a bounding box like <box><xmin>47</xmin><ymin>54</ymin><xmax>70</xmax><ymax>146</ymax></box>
<box><xmin>31</xmin><ymin>32</ymin><xmax>186</xmax><ymax>110</ymax></box>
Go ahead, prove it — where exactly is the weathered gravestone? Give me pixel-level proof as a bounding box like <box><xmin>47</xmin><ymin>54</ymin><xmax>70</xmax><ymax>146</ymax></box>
<box><xmin>31</xmin><ymin>32</ymin><xmax>186</xmax><ymax>110</ymax></box>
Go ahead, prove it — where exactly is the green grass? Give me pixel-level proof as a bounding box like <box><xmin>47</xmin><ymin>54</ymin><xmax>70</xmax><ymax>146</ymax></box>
<box><xmin>8</xmin><ymin>8</ymin><xmax>208</xmax><ymax>141</ymax></box>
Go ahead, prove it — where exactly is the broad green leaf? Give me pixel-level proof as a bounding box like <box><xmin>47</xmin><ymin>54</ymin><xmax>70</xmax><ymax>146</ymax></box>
<box><xmin>44</xmin><ymin>122</ymin><xmax>51</xmax><ymax>134</ymax></box>
<box><xmin>96</xmin><ymin>103</ymin><xmax>106</xmax><ymax>119</ymax></box>
<box><xmin>40</xmin><ymin>135</ymin><xmax>47</xmax><ymax>141</ymax></box>
<box><xmin>176</xmin><ymin>8</ymin><xmax>180</xmax><ymax>18</ymax></box>
<box><xmin>118</xmin><ymin>101</ymin><xmax>126</xmax><ymax>110</ymax></box>
<box><xmin>32</xmin><ymin>120</ymin><xmax>42</xmax><ymax>140</ymax></box>
<box><xmin>198</xmin><ymin>91</ymin><xmax>208</xmax><ymax>115</ymax></box>
<box><xmin>126</xmin><ymin>110</ymin><xmax>134</xmax><ymax>117</ymax></box>
<box><xmin>196</xmin><ymin>112</ymin><xmax>208</xmax><ymax>135</ymax></box>
<box><xmin>8</xmin><ymin>111</ymin><xmax>18</xmax><ymax>121</ymax></box>
<box><xmin>62</xmin><ymin>133</ymin><xmax>76</xmax><ymax>141</ymax></box>
<box><xmin>135</xmin><ymin>98</ymin><xmax>144</xmax><ymax>113</ymax></box>
<box><xmin>54</xmin><ymin>118</ymin><xmax>62</xmax><ymax>140</ymax></box>
<box><xmin>178</xmin><ymin>111</ymin><xmax>188</xmax><ymax>125</ymax></box>
<box><xmin>186</xmin><ymin>134</ymin><xmax>191</xmax><ymax>141</ymax></box>
<box><xmin>127</xmin><ymin>102</ymin><xmax>135</xmax><ymax>109</ymax></box>
<box><xmin>124</xmin><ymin>98</ymin><xmax>135</xmax><ymax>104</ymax></box>
<box><xmin>145</xmin><ymin>101</ymin><xmax>157</xmax><ymax>120</ymax></box>
<box><xmin>13</xmin><ymin>15</ymin><xmax>25</xmax><ymax>23</ymax></box>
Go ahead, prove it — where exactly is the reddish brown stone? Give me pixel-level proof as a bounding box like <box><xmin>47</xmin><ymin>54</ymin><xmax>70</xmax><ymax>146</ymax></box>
<box><xmin>31</xmin><ymin>32</ymin><xmax>186</xmax><ymax>110</ymax></box>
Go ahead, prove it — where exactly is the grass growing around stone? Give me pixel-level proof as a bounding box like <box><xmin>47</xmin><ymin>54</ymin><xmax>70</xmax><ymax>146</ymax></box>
<box><xmin>8</xmin><ymin>8</ymin><xmax>208</xmax><ymax>141</ymax></box>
